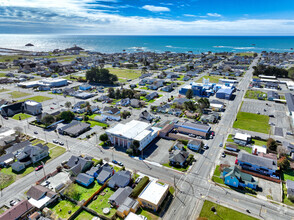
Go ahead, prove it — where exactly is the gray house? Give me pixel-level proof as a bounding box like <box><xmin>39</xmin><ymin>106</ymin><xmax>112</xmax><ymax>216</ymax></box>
<box><xmin>66</xmin><ymin>155</ymin><xmax>93</xmax><ymax>176</ymax></box>
<box><xmin>108</xmin><ymin>170</ymin><xmax>131</xmax><ymax>189</ymax></box>
<box><xmin>169</xmin><ymin>150</ymin><xmax>189</xmax><ymax>167</ymax></box>
<box><xmin>109</xmin><ymin>186</ymin><xmax>132</xmax><ymax>207</ymax></box>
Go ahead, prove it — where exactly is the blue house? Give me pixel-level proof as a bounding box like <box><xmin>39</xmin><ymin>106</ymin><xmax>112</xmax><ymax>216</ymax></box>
<box><xmin>187</xmin><ymin>140</ymin><xmax>202</xmax><ymax>152</ymax></box>
<box><xmin>222</xmin><ymin>166</ymin><xmax>257</xmax><ymax>190</ymax></box>
<box><xmin>86</xmin><ymin>166</ymin><xmax>100</xmax><ymax>178</ymax></box>
<box><xmin>79</xmin><ymin>83</ymin><xmax>91</xmax><ymax>90</ymax></box>
<box><xmin>237</xmin><ymin>152</ymin><xmax>278</xmax><ymax>177</ymax></box>
<box><xmin>76</xmin><ymin>173</ymin><xmax>94</xmax><ymax>187</ymax></box>
<box><xmin>96</xmin><ymin>164</ymin><xmax>115</xmax><ymax>184</ymax></box>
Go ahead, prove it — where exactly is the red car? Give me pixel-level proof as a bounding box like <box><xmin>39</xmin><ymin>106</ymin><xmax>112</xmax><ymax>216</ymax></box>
<box><xmin>35</xmin><ymin>165</ymin><xmax>43</xmax><ymax>171</ymax></box>
<box><xmin>50</xmin><ymin>107</ymin><xmax>54</xmax><ymax>110</ymax></box>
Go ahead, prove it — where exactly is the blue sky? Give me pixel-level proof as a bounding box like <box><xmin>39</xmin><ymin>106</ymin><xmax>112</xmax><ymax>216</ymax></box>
<box><xmin>1</xmin><ymin>0</ymin><xmax>294</xmax><ymax>35</ymax></box>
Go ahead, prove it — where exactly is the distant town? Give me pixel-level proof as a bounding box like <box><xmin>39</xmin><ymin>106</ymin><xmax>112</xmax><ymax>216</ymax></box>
<box><xmin>0</xmin><ymin>46</ymin><xmax>294</xmax><ymax>220</ymax></box>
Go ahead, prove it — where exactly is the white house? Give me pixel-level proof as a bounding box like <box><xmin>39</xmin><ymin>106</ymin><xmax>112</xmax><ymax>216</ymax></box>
<box><xmin>106</xmin><ymin>120</ymin><xmax>160</xmax><ymax>150</ymax></box>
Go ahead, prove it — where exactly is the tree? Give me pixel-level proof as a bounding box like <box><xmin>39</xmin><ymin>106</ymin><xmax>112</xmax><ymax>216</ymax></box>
<box><xmin>41</xmin><ymin>115</ymin><xmax>55</xmax><ymax>126</ymax></box>
<box><xmin>65</xmin><ymin>101</ymin><xmax>72</xmax><ymax>109</ymax></box>
<box><xmin>83</xmin><ymin>115</ymin><xmax>89</xmax><ymax>121</ymax></box>
<box><xmin>277</xmin><ymin>145</ymin><xmax>287</xmax><ymax>157</ymax></box>
<box><xmin>108</xmin><ymin>88</ymin><xmax>115</xmax><ymax>98</ymax></box>
<box><xmin>267</xmin><ymin>138</ymin><xmax>277</xmax><ymax>152</ymax></box>
<box><xmin>186</xmin><ymin>89</ymin><xmax>193</xmax><ymax>99</ymax></box>
<box><xmin>131</xmin><ymin>140</ymin><xmax>140</xmax><ymax>155</ymax></box>
<box><xmin>115</xmin><ymin>89</ymin><xmax>121</xmax><ymax>99</ymax></box>
<box><xmin>59</xmin><ymin>111</ymin><xmax>75</xmax><ymax>123</ymax></box>
<box><xmin>121</xmin><ymin>111</ymin><xmax>131</xmax><ymax>119</ymax></box>
<box><xmin>99</xmin><ymin>133</ymin><xmax>108</xmax><ymax>142</ymax></box>
<box><xmin>278</xmin><ymin>156</ymin><xmax>290</xmax><ymax>171</ymax></box>
<box><xmin>86</xmin><ymin>67</ymin><xmax>118</xmax><ymax>84</ymax></box>
<box><xmin>253</xmin><ymin>65</ymin><xmax>288</xmax><ymax>78</ymax></box>
<box><xmin>288</xmin><ymin>67</ymin><xmax>294</xmax><ymax>80</ymax></box>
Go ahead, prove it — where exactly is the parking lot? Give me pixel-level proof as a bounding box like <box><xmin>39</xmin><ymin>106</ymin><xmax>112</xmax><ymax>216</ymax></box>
<box><xmin>241</xmin><ymin>99</ymin><xmax>292</xmax><ymax>137</ymax></box>
<box><xmin>144</xmin><ymin>138</ymin><xmax>174</xmax><ymax>164</ymax></box>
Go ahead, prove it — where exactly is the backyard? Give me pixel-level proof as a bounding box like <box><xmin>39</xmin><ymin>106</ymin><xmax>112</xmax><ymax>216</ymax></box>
<box><xmin>245</xmin><ymin>90</ymin><xmax>267</xmax><ymax>100</ymax></box>
<box><xmin>199</xmin><ymin>200</ymin><xmax>258</xmax><ymax>220</ymax></box>
<box><xmin>65</xmin><ymin>181</ymin><xmax>102</xmax><ymax>202</ymax></box>
<box><xmin>12</xmin><ymin>113</ymin><xmax>32</xmax><ymax>120</ymax></box>
<box><xmin>136</xmin><ymin>207</ymin><xmax>159</xmax><ymax>220</ymax></box>
<box><xmin>75</xmin><ymin>210</ymin><xmax>96</xmax><ymax>220</ymax></box>
<box><xmin>233</xmin><ymin>112</ymin><xmax>270</xmax><ymax>134</ymax></box>
<box><xmin>49</xmin><ymin>200</ymin><xmax>79</xmax><ymax>219</ymax></box>
<box><xmin>87</xmin><ymin>187</ymin><xmax>116</xmax><ymax>218</ymax></box>
<box><xmin>19</xmin><ymin>95</ymin><xmax>53</xmax><ymax>102</ymax></box>
<box><xmin>9</xmin><ymin>91</ymin><xmax>31</xmax><ymax>98</ymax></box>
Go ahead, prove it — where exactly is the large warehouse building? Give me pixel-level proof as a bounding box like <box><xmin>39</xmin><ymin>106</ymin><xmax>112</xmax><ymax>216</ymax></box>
<box><xmin>106</xmin><ymin>120</ymin><xmax>160</xmax><ymax>150</ymax></box>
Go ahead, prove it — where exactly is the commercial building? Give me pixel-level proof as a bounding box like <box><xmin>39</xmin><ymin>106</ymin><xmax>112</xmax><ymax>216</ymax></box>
<box><xmin>175</xmin><ymin>121</ymin><xmax>211</xmax><ymax>138</ymax></box>
<box><xmin>233</xmin><ymin>133</ymin><xmax>251</xmax><ymax>146</ymax></box>
<box><xmin>216</xmin><ymin>88</ymin><xmax>234</xmax><ymax>100</ymax></box>
<box><xmin>18</xmin><ymin>78</ymin><xmax>68</xmax><ymax>88</ymax></box>
<box><xmin>106</xmin><ymin>120</ymin><xmax>160</xmax><ymax>150</ymax></box>
<box><xmin>58</xmin><ymin>120</ymin><xmax>91</xmax><ymax>137</ymax></box>
<box><xmin>23</xmin><ymin>100</ymin><xmax>42</xmax><ymax>115</ymax></box>
<box><xmin>138</xmin><ymin>180</ymin><xmax>169</xmax><ymax>212</ymax></box>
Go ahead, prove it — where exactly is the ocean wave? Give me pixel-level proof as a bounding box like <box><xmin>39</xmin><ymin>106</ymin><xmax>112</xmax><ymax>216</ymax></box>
<box><xmin>165</xmin><ymin>45</ymin><xmax>173</xmax><ymax>48</ymax></box>
<box><xmin>213</xmin><ymin>45</ymin><xmax>256</xmax><ymax>50</ymax></box>
<box><xmin>128</xmin><ymin>47</ymin><xmax>147</xmax><ymax>50</ymax></box>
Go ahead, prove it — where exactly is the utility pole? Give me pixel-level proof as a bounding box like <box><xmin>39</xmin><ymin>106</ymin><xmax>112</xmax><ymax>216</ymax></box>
<box><xmin>66</xmin><ymin>140</ymin><xmax>69</xmax><ymax>151</ymax></box>
<box><xmin>41</xmin><ymin>161</ymin><xmax>46</xmax><ymax>178</ymax></box>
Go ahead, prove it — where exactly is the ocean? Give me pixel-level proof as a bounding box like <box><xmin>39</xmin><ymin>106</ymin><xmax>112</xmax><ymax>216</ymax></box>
<box><xmin>0</xmin><ymin>35</ymin><xmax>294</xmax><ymax>54</ymax></box>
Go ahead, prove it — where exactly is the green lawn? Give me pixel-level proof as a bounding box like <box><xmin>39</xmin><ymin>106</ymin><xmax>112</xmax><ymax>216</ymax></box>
<box><xmin>162</xmin><ymin>163</ymin><xmax>189</xmax><ymax>172</ymax></box>
<box><xmin>236</xmin><ymin>52</ymin><xmax>255</xmax><ymax>57</ymax></box>
<box><xmin>136</xmin><ymin>208</ymin><xmax>159</xmax><ymax>220</ymax></box>
<box><xmin>238</xmin><ymin>146</ymin><xmax>252</xmax><ymax>154</ymax></box>
<box><xmin>226</xmin><ymin>134</ymin><xmax>234</xmax><ymax>142</ymax></box>
<box><xmin>107</xmin><ymin>68</ymin><xmax>141</xmax><ymax>80</ymax></box>
<box><xmin>197</xmin><ymin>75</ymin><xmax>222</xmax><ymax>83</ymax></box>
<box><xmin>283</xmin><ymin>183</ymin><xmax>294</xmax><ymax>206</ymax></box>
<box><xmin>19</xmin><ymin>95</ymin><xmax>53</xmax><ymax>102</ymax></box>
<box><xmin>199</xmin><ymin>200</ymin><xmax>258</xmax><ymax>220</ymax></box>
<box><xmin>84</xmin><ymin>120</ymin><xmax>108</xmax><ymax>128</ymax></box>
<box><xmin>9</xmin><ymin>91</ymin><xmax>31</xmax><ymax>98</ymax></box>
<box><xmin>0</xmin><ymin>88</ymin><xmax>9</xmax><ymax>93</ymax></box>
<box><xmin>50</xmin><ymin>200</ymin><xmax>79</xmax><ymax>219</ymax></box>
<box><xmin>75</xmin><ymin>210</ymin><xmax>96</xmax><ymax>220</ymax></box>
<box><xmin>12</xmin><ymin>113</ymin><xmax>32</xmax><ymax>120</ymax></box>
<box><xmin>244</xmin><ymin>90</ymin><xmax>267</xmax><ymax>100</ymax></box>
<box><xmin>251</xmin><ymin>138</ymin><xmax>267</xmax><ymax>146</ymax></box>
<box><xmin>87</xmin><ymin>187</ymin><xmax>116</xmax><ymax>218</ymax></box>
<box><xmin>212</xmin><ymin>165</ymin><xmax>224</xmax><ymax>184</ymax></box>
<box><xmin>66</xmin><ymin>182</ymin><xmax>102</xmax><ymax>201</ymax></box>
<box><xmin>233</xmin><ymin>112</ymin><xmax>270</xmax><ymax>134</ymax></box>
<box><xmin>283</xmin><ymin>169</ymin><xmax>294</xmax><ymax>181</ymax></box>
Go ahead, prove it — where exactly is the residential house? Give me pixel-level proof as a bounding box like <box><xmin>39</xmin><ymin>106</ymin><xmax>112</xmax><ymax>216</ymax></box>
<box><xmin>76</xmin><ymin>173</ymin><xmax>94</xmax><ymax>187</ymax></box>
<box><xmin>222</xmin><ymin>166</ymin><xmax>257</xmax><ymax>190</ymax></box>
<box><xmin>161</xmin><ymin>85</ymin><xmax>173</xmax><ymax>92</ymax></box>
<box><xmin>109</xmin><ymin>186</ymin><xmax>132</xmax><ymax>207</ymax></box>
<box><xmin>96</xmin><ymin>163</ymin><xmax>115</xmax><ymax>184</ymax></box>
<box><xmin>130</xmin><ymin>99</ymin><xmax>143</xmax><ymax>108</ymax></box>
<box><xmin>108</xmin><ymin>170</ymin><xmax>131</xmax><ymax>189</ymax></box>
<box><xmin>0</xmin><ymin>200</ymin><xmax>35</xmax><ymax>220</ymax></box>
<box><xmin>6</xmin><ymin>140</ymin><xmax>31</xmax><ymax>155</ymax></box>
<box><xmin>286</xmin><ymin>180</ymin><xmax>294</xmax><ymax>200</ymax></box>
<box><xmin>137</xmin><ymin>180</ymin><xmax>169</xmax><ymax>212</ymax></box>
<box><xmin>66</xmin><ymin>155</ymin><xmax>93</xmax><ymax>176</ymax></box>
<box><xmin>172</xmin><ymin>98</ymin><xmax>190</xmax><ymax>106</ymax></box>
<box><xmin>169</xmin><ymin>149</ymin><xmax>189</xmax><ymax>167</ymax></box>
<box><xmin>27</xmin><ymin>185</ymin><xmax>58</xmax><ymax>209</ymax></box>
<box><xmin>237</xmin><ymin>151</ymin><xmax>278</xmax><ymax>177</ymax></box>
<box><xmin>145</xmin><ymin>92</ymin><xmax>158</xmax><ymax>101</ymax></box>
<box><xmin>117</xmin><ymin>196</ymin><xmax>140</xmax><ymax>218</ymax></box>
<box><xmin>11</xmin><ymin>144</ymin><xmax>49</xmax><ymax>172</ymax></box>
<box><xmin>139</xmin><ymin>110</ymin><xmax>154</xmax><ymax>122</ymax></box>
<box><xmin>225</xmin><ymin>143</ymin><xmax>239</xmax><ymax>152</ymax></box>
<box><xmin>86</xmin><ymin>166</ymin><xmax>100</xmax><ymax>178</ymax></box>
<box><xmin>187</xmin><ymin>140</ymin><xmax>202</xmax><ymax>152</ymax></box>
<box><xmin>0</xmin><ymin>127</ymin><xmax>18</xmax><ymax>149</ymax></box>
<box><xmin>234</xmin><ymin>133</ymin><xmax>251</xmax><ymax>146</ymax></box>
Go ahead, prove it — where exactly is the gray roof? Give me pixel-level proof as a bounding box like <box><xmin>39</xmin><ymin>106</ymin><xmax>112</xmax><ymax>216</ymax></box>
<box><xmin>109</xmin><ymin>186</ymin><xmax>132</xmax><ymax>206</ymax></box>
<box><xmin>108</xmin><ymin>170</ymin><xmax>131</xmax><ymax>188</ymax></box>
<box><xmin>286</xmin><ymin>180</ymin><xmax>294</xmax><ymax>196</ymax></box>
<box><xmin>169</xmin><ymin>150</ymin><xmax>189</xmax><ymax>164</ymax></box>
<box><xmin>67</xmin><ymin>155</ymin><xmax>92</xmax><ymax>175</ymax></box>
<box><xmin>238</xmin><ymin>151</ymin><xmax>277</xmax><ymax>170</ymax></box>
<box><xmin>86</xmin><ymin>167</ymin><xmax>99</xmax><ymax>176</ymax></box>
<box><xmin>60</xmin><ymin>121</ymin><xmax>90</xmax><ymax>136</ymax></box>
<box><xmin>76</xmin><ymin>173</ymin><xmax>93</xmax><ymax>184</ymax></box>
<box><xmin>6</xmin><ymin>140</ymin><xmax>31</xmax><ymax>154</ymax></box>
<box><xmin>285</xmin><ymin>93</ymin><xmax>294</xmax><ymax>112</ymax></box>
<box><xmin>0</xmin><ymin>153</ymin><xmax>14</xmax><ymax>163</ymax></box>
<box><xmin>27</xmin><ymin>185</ymin><xmax>56</xmax><ymax>200</ymax></box>
<box><xmin>96</xmin><ymin>164</ymin><xmax>114</xmax><ymax>182</ymax></box>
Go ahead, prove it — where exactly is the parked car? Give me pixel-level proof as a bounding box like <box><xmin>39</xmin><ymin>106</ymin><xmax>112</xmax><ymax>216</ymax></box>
<box><xmin>35</xmin><ymin>165</ymin><xmax>43</xmax><ymax>171</ymax></box>
<box><xmin>219</xmin><ymin>143</ymin><xmax>223</xmax><ymax>147</ymax></box>
<box><xmin>53</xmin><ymin>139</ymin><xmax>58</xmax><ymax>143</ymax></box>
<box><xmin>189</xmin><ymin>134</ymin><xmax>196</xmax><ymax>138</ymax></box>
<box><xmin>34</xmin><ymin>131</ymin><xmax>38</xmax><ymax>134</ymax></box>
<box><xmin>221</xmin><ymin>152</ymin><xmax>226</xmax><ymax>158</ymax></box>
<box><xmin>50</xmin><ymin>107</ymin><xmax>54</xmax><ymax>110</ymax></box>
<box><xmin>59</xmin><ymin>141</ymin><xmax>64</xmax><ymax>146</ymax></box>
<box><xmin>269</xmin><ymin>115</ymin><xmax>275</xmax><ymax>117</ymax></box>
<box><xmin>135</xmin><ymin>177</ymin><xmax>142</xmax><ymax>184</ymax></box>
<box><xmin>118</xmin><ymin>161</ymin><xmax>124</xmax><ymax>166</ymax></box>
<box><xmin>286</xmin><ymin>132</ymin><xmax>294</xmax><ymax>136</ymax></box>
<box><xmin>203</xmin><ymin>145</ymin><xmax>209</xmax><ymax>150</ymax></box>
<box><xmin>53</xmin><ymin>102</ymin><xmax>56</xmax><ymax>105</ymax></box>
<box><xmin>9</xmin><ymin>199</ymin><xmax>19</xmax><ymax>207</ymax></box>
<box><xmin>112</xmin><ymin>160</ymin><xmax>118</xmax><ymax>164</ymax></box>
<box><xmin>41</xmin><ymin>180</ymin><xmax>50</xmax><ymax>187</ymax></box>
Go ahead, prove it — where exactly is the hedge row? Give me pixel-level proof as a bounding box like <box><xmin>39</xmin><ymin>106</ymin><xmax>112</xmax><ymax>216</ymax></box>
<box><xmin>131</xmin><ymin>176</ymin><xmax>149</xmax><ymax>198</ymax></box>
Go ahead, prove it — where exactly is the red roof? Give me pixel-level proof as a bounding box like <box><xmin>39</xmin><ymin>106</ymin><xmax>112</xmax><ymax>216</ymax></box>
<box><xmin>0</xmin><ymin>200</ymin><xmax>33</xmax><ymax>220</ymax></box>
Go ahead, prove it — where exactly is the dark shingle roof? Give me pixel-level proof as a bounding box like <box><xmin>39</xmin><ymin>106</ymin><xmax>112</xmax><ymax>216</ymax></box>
<box><xmin>27</xmin><ymin>185</ymin><xmax>56</xmax><ymax>200</ymax></box>
<box><xmin>108</xmin><ymin>170</ymin><xmax>131</xmax><ymax>188</ymax></box>
<box><xmin>76</xmin><ymin>173</ymin><xmax>93</xmax><ymax>184</ymax></box>
<box><xmin>109</xmin><ymin>186</ymin><xmax>132</xmax><ymax>206</ymax></box>
<box><xmin>0</xmin><ymin>200</ymin><xmax>33</xmax><ymax>220</ymax></box>
<box><xmin>0</xmin><ymin>153</ymin><xmax>14</xmax><ymax>163</ymax></box>
<box><xmin>169</xmin><ymin>150</ymin><xmax>189</xmax><ymax>164</ymax></box>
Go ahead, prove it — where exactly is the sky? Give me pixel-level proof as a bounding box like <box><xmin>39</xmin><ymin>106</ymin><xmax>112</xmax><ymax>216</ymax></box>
<box><xmin>1</xmin><ymin>0</ymin><xmax>294</xmax><ymax>35</ymax></box>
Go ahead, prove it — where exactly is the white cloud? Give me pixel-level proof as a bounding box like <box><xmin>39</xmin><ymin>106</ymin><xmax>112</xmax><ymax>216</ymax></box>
<box><xmin>207</xmin><ymin>13</ymin><xmax>222</xmax><ymax>17</ymax></box>
<box><xmin>142</xmin><ymin>5</ymin><xmax>170</xmax><ymax>12</ymax></box>
<box><xmin>183</xmin><ymin>14</ymin><xmax>196</xmax><ymax>17</ymax></box>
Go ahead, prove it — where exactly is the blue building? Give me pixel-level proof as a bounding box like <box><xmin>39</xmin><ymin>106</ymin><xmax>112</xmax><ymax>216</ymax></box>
<box><xmin>76</xmin><ymin>173</ymin><xmax>94</xmax><ymax>187</ymax></box>
<box><xmin>187</xmin><ymin>140</ymin><xmax>202</xmax><ymax>151</ymax></box>
<box><xmin>79</xmin><ymin>83</ymin><xmax>91</xmax><ymax>90</ymax></box>
<box><xmin>237</xmin><ymin>152</ymin><xmax>278</xmax><ymax>177</ymax></box>
<box><xmin>216</xmin><ymin>88</ymin><xmax>234</xmax><ymax>100</ymax></box>
<box><xmin>222</xmin><ymin>166</ymin><xmax>257</xmax><ymax>190</ymax></box>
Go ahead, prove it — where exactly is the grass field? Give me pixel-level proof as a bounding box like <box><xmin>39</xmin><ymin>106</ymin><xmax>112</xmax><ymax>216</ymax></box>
<box><xmin>19</xmin><ymin>95</ymin><xmax>53</xmax><ymax>102</ymax></box>
<box><xmin>107</xmin><ymin>68</ymin><xmax>141</xmax><ymax>80</ymax></box>
<box><xmin>136</xmin><ymin>208</ymin><xmax>159</xmax><ymax>220</ymax></box>
<box><xmin>87</xmin><ymin>187</ymin><xmax>116</xmax><ymax>218</ymax></box>
<box><xmin>84</xmin><ymin>120</ymin><xmax>108</xmax><ymax>128</ymax></box>
<box><xmin>199</xmin><ymin>200</ymin><xmax>258</xmax><ymax>220</ymax></box>
<box><xmin>75</xmin><ymin>210</ymin><xmax>96</xmax><ymax>220</ymax></box>
<box><xmin>233</xmin><ymin>112</ymin><xmax>270</xmax><ymax>134</ymax></box>
<box><xmin>283</xmin><ymin>169</ymin><xmax>294</xmax><ymax>181</ymax></box>
<box><xmin>0</xmin><ymin>88</ymin><xmax>9</xmax><ymax>93</ymax></box>
<box><xmin>66</xmin><ymin>181</ymin><xmax>102</xmax><ymax>201</ymax></box>
<box><xmin>50</xmin><ymin>200</ymin><xmax>79</xmax><ymax>219</ymax></box>
<box><xmin>9</xmin><ymin>91</ymin><xmax>31</xmax><ymax>98</ymax></box>
<box><xmin>212</xmin><ymin>165</ymin><xmax>224</xmax><ymax>184</ymax></box>
<box><xmin>12</xmin><ymin>113</ymin><xmax>32</xmax><ymax>120</ymax></box>
<box><xmin>283</xmin><ymin>183</ymin><xmax>294</xmax><ymax>206</ymax></box>
<box><xmin>236</xmin><ymin>52</ymin><xmax>255</xmax><ymax>57</ymax></box>
<box><xmin>244</xmin><ymin>90</ymin><xmax>267</xmax><ymax>100</ymax></box>
<box><xmin>197</xmin><ymin>75</ymin><xmax>222</xmax><ymax>83</ymax></box>
<box><xmin>162</xmin><ymin>163</ymin><xmax>189</xmax><ymax>172</ymax></box>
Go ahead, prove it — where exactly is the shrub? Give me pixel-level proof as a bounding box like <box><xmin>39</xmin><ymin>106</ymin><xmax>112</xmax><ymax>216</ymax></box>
<box><xmin>131</xmin><ymin>176</ymin><xmax>149</xmax><ymax>198</ymax></box>
<box><xmin>179</xmin><ymin>139</ymin><xmax>188</xmax><ymax>145</ymax></box>
<box><xmin>93</xmin><ymin>159</ymin><xmax>103</xmax><ymax>166</ymax></box>
<box><xmin>278</xmin><ymin>156</ymin><xmax>290</xmax><ymax>171</ymax></box>
<box><xmin>126</xmin><ymin>148</ymin><xmax>133</xmax><ymax>155</ymax></box>
<box><xmin>99</xmin><ymin>133</ymin><xmax>108</xmax><ymax>142</ymax></box>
